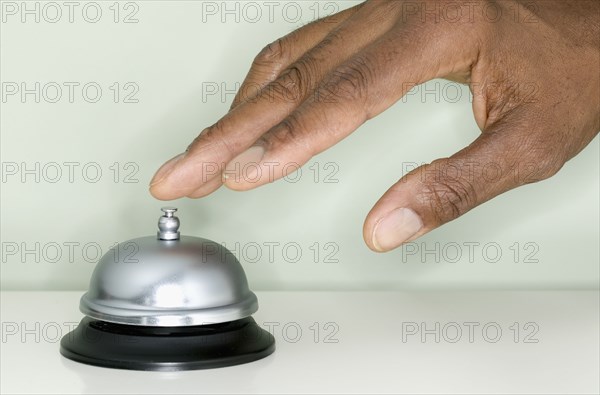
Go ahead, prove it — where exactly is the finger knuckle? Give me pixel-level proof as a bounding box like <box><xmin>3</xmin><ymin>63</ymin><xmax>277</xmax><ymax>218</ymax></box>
<box><xmin>418</xmin><ymin>168</ymin><xmax>476</xmax><ymax>223</ymax></box>
<box><xmin>262</xmin><ymin>114</ymin><xmax>309</xmax><ymax>152</ymax></box>
<box><xmin>291</xmin><ymin>54</ymin><xmax>320</xmax><ymax>89</ymax></box>
<box><xmin>325</xmin><ymin>55</ymin><xmax>374</xmax><ymax>106</ymax></box>
<box><xmin>194</xmin><ymin>122</ymin><xmax>236</xmax><ymax>158</ymax></box>
<box><xmin>254</xmin><ymin>38</ymin><xmax>288</xmax><ymax>68</ymax></box>
<box><xmin>269</xmin><ymin>67</ymin><xmax>305</xmax><ymax>103</ymax></box>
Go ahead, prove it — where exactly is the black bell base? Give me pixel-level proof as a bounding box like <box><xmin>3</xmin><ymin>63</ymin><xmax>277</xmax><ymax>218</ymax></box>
<box><xmin>60</xmin><ymin>316</ymin><xmax>275</xmax><ymax>371</ymax></box>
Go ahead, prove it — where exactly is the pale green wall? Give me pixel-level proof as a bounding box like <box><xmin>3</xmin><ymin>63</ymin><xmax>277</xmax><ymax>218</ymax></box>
<box><xmin>1</xmin><ymin>1</ymin><xmax>598</xmax><ymax>290</ymax></box>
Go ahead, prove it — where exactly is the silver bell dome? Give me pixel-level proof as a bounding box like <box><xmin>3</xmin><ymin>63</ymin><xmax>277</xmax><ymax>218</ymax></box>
<box><xmin>79</xmin><ymin>207</ymin><xmax>258</xmax><ymax>327</ymax></box>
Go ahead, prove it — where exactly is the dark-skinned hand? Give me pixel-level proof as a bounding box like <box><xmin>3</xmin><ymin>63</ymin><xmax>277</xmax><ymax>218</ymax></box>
<box><xmin>150</xmin><ymin>0</ymin><xmax>600</xmax><ymax>252</ymax></box>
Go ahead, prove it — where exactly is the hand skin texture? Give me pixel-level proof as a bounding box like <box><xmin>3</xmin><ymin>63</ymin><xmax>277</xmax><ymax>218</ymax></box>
<box><xmin>150</xmin><ymin>0</ymin><xmax>599</xmax><ymax>252</ymax></box>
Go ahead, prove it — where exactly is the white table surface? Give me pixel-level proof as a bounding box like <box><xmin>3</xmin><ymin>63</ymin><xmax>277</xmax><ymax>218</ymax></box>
<box><xmin>1</xmin><ymin>291</ymin><xmax>598</xmax><ymax>394</ymax></box>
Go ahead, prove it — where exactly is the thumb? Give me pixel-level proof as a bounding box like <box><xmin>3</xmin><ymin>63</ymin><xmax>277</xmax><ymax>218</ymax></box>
<box><xmin>363</xmin><ymin>115</ymin><xmax>562</xmax><ymax>252</ymax></box>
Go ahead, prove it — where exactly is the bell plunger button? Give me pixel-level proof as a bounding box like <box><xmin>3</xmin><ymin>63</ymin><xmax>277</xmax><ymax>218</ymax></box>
<box><xmin>157</xmin><ymin>206</ymin><xmax>180</xmax><ymax>241</ymax></box>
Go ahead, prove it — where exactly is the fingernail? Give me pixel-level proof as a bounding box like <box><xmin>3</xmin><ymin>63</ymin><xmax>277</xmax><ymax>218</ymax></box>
<box><xmin>150</xmin><ymin>153</ymin><xmax>185</xmax><ymax>187</ymax></box>
<box><xmin>372</xmin><ymin>208</ymin><xmax>423</xmax><ymax>252</ymax></box>
<box><xmin>224</xmin><ymin>146</ymin><xmax>265</xmax><ymax>184</ymax></box>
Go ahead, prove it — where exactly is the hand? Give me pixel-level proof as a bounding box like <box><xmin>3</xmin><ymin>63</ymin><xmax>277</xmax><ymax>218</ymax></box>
<box><xmin>150</xmin><ymin>0</ymin><xmax>599</xmax><ymax>252</ymax></box>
